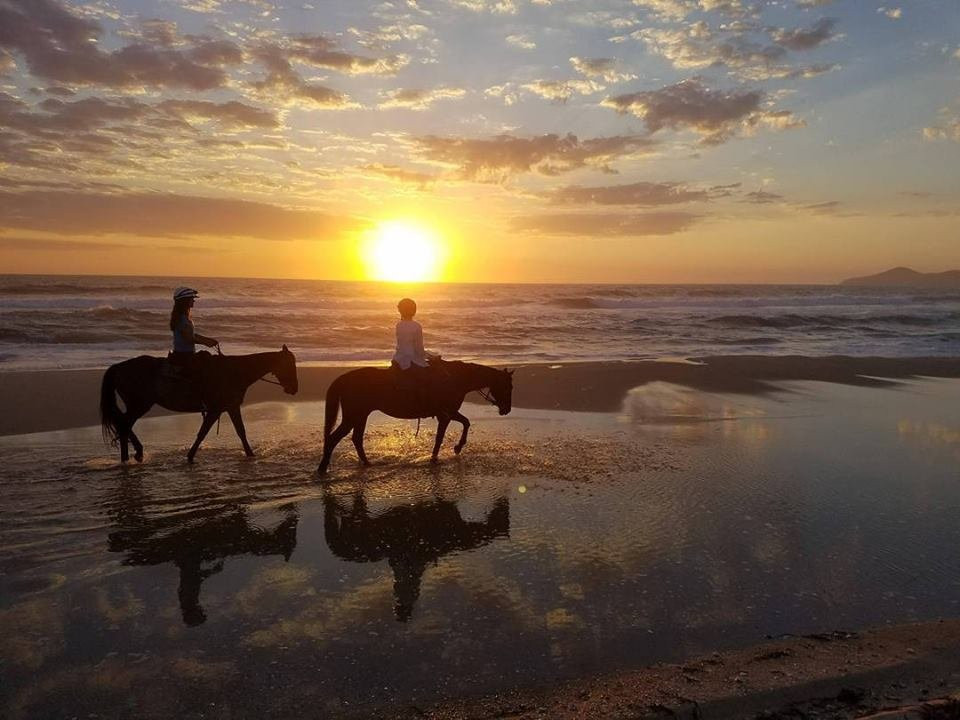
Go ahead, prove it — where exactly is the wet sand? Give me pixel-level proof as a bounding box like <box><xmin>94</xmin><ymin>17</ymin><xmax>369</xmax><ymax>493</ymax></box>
<box><xmin>2</xmin><ymin>355</ymin><xmax>959</xmax><ymax>436</ymax></box>
<box><xmin>409</xmin><ymin>619</ymin><xmax>960</xmax><ymax>720</ymax></box>
<box><xmin>2</xmin><ymin>378</ymin><xmax>960</xmax><ymax>718</ymax></box>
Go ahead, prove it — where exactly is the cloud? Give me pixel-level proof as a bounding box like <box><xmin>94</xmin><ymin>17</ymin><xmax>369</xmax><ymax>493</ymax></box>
<box><xmin>0</xmin><ymin>190</ymin><xmax>365</xmax><ymax>240</ymax></box>
<box><xmin>506</xmin><ymin>34</ymin><xmax>536</xmax><ymax>50</ymax></box>
<box><xmin>512</xmin><ymin>211</ymin><xmax>698</xmax><ymax>236</ymax></box>
<box><xmin>603</xmin><ymin>78</ymin><xmax>774</xmax><ymax>144</ymax></box>
<box><xmin>549</xmin><ymin>181</ymin><xmax>709</xmax><ymax>206</ymax></box>
<box><xmin>411</xmin><ymin>133</ymin><xmax>656</xmax><ymax>181</ymax></box>
<box><xmin>251</xmin><ymin>46</ymin><xmax>354</xmax><ymax>109</ymax></box>
<box><xmin>446</xmin><ymin>0</ymin><xmax>518</xmax><ymax>14</ymax></box>
<box><xmin>0</xmin><ymin>0</ymin><xmax>240</xmax><ymax>90</ymax></box>
<box><xmin>360</xmin><ymin>163</ymin><xmax>437</xmax><ymax>186</ymax></box>
<box><xmin>743</xmin><ymin>190</ymin><xmax>783</xmax><ymax>204</ymax></box>
<box><xmin>803</xmin><ymin>200</ymin><xmax>841</xmax><ymax>214</ymax></box>
<box><xmin>923</xmin><ymin>103</ymin><xmax>960</xmax><ymax>142</ymax></box>
<box><xmin>877</xmin><ymin>7</ymin><xmax>901</xmax><ymax>19</ymax></box>
<box><xmin>772</xmin><ymin>17</ymin><xmax>838</xmax><ymax>51</ymax></box>
<box><xmin>286</xmin><ymin>35</ymin><xmax>409</xmax><ymax>75</ymax></box>
<box><xmin>0</xmin><ymin>235</ymin><xmax>216</xmax><ymax>253</ymax></box>
<box><xmin>378</xmin><ymin>87</ymin><xmax>466</xmax><ymax>110</ymax></box>
<box><xmin>521</xmin><ymin>79</ymin><xmax>603</xmax><ymax>102</ymax></box>
<box><xmin>570</xmin><ymin>57</ymin><xmax>635</xmax><ymax>83</ymax></box>
<box><xmin>631</xmin><ymin>0</ymin><xmax>696</xmax><ymax>21</ymax></box>
<box><xmin>156</xmin><ymin>99</ymin><xmax>278</xmax><ymax>129</ymax></box>
<box><xmin>796</xmin><ymin>0</ymin><xmax>833</xmax><ymax>6</ymax></box>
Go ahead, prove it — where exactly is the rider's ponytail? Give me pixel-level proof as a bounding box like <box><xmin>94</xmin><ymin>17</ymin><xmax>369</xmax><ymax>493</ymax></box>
<box><xmin>170</xmin><ymin>298</ymin><xmax>190</xmax><ymax>332</ymax></box>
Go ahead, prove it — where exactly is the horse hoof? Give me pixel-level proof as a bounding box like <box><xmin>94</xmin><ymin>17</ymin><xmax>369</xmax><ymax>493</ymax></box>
<box><xmin>317</xmin><ymin>465</ymin><xmax>327</xmax><ymax>475</ymax></box>
<box><xmin>134</xmin><ymin>453</ymin><xmax>144</xmax><ymax>463</ymax></box>
<box><xmin>454</xmin><ymin>445</ymin><xmax>463</xmax><ymax>455</ymax></box>
<box><xmin>245</xmin><ymin>451</ymin><xmax>256</xmax><ymax>458</ymax></box>
<box><xmin>430</xmin><ymin>456</ymin><xmax>439</xmax><ymax>464</ymax></box>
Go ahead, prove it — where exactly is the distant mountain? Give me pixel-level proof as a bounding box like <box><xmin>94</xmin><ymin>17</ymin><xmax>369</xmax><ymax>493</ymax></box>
<box><xmin>841</xmin><ymin>266</ymin><xmax>960</xmax><ymax>287</ymax></box>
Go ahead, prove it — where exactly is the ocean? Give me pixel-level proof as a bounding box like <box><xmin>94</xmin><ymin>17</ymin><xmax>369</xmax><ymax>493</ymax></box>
<box><xmin>2</xmin><ymin>274</ymin><xmax>959</xmax><ymax>371</ymax></box>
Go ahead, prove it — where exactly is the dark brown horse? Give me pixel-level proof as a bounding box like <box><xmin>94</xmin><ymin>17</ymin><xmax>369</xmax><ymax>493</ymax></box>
<box><xmin>100</xmin><ymin>346</ymin><xmax>298</xmax><ymax>463</ymax></box>
<box><xmin>317</xmin><ymin>360</ymin><xmax>513</xmax><ymax>474</ymax></box>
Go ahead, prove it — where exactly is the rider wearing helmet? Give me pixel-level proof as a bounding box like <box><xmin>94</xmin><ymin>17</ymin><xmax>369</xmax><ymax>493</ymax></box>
<box><xmin>391</xmin><ymin>298</ymin><xmax>437</xmax><ymax>413</ymax></box>
<box><xmin>170</xmin><ymin>287</ymin><xmax>219</xmax><ymax>357</ymax></box>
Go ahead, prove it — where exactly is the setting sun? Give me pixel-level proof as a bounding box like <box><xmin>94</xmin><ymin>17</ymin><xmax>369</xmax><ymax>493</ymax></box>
<box><xmin>364</xmin><ymin>220</ymin><xmax>442</xmax><ymax>282</ymax></box>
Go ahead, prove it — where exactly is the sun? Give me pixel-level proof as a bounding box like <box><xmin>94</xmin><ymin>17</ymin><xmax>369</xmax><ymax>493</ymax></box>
<box><xmin>364</xmin><ymin>220</ymin><xmax>442</xmax><ymax>282</ymax></box>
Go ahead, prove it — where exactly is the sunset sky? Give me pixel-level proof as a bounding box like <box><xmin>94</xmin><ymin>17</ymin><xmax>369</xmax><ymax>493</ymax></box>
<box><xmin>0</xmin><ymin>0</ymin><xmax>958</xmax><ymax>283</ymax></box>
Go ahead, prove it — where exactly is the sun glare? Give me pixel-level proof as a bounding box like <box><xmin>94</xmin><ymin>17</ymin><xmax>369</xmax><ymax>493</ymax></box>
<box><xmin>365</xmin><ymin>220</ymin><xmax>441</xmax><ymax>282</ymax></box>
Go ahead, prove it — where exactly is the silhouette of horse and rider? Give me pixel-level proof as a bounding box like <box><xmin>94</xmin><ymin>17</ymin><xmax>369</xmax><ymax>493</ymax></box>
<box><xmin>324</xmin><ymin>488</ymin><xmax>510</xmax><ymax>621</ymax></box>
<box><xmin>99</xmin><ymin>288</ymin><xmax>514</xmax><ymax>469</ymax></box>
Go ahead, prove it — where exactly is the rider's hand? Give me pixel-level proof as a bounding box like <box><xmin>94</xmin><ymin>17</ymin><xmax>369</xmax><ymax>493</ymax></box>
<box><xmin>207</xmin><ymin>338</ymin><xmax>219</xmax><ymax>347</ymax></box>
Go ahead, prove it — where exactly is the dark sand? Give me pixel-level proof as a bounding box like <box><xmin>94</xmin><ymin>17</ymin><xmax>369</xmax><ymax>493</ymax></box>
<box><xmin>403</xmin><ymin>619</ymin><xmax>960</xmax><ymax>720</ymax></box>
<box><xmin>2</xmin><ymin>355</ymin><xmax>959</xmax><ymax>436</ymax></box>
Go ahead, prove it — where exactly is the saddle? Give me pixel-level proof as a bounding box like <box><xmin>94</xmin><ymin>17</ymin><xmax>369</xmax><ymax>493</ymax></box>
<box><xmin>158</xmin><ymin>353</ymin><xmax>209</xmax><ymax>410</ymax></box>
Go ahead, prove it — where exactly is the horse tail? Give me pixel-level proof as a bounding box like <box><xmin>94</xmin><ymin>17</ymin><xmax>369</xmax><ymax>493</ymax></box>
<box><xmin>100</xmin><ymin>363</ymin><xmax>123</xmax><ymax>445</ymax></box>
<box><xmin>324</xmin><ymin>377</ymin><xmax>342</xmax><ymax>440</ymax></box>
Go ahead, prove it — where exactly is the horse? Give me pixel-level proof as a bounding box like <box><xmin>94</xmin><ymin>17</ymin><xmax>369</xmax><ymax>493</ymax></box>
<box><xmin>317</xmin><ymin>360</ymin><xmax>514</xmax><ymax>474</ymax></box>
<box><xmin>100</xmin><ymin>346</ymin><xmax>298</xmax><ymax>463</ymax></box>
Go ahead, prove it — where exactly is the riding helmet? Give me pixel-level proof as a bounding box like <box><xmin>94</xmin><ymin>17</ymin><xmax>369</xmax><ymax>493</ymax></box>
<box><xmin>174</xmin><ymin>287</ymin><xmax>199</xmax><ymax>301</ymax></box>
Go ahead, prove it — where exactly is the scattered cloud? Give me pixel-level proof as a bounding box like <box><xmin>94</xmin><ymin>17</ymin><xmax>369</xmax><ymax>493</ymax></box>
<box><xmin>877</xmin><ymin>7</ymin><xmax>902</xmax><ymax>20</ymax></box>
<box><xmin>513</xmin><ymin>211</ymin><xmax>699</xmax><ymax>236</ymax></box>
<box><xmin>772</xmin><ymin>17</ymin><xmax>838</xmax><ymax>51</ymax></box>
<box><xmin>0</xmin><ymin>0</ymin><xmax>240</xmax><ymax>90</ymax></box>
<box><xmin>522</xmin><ymin>79</ymin><xmax>603</xmax><ymax>102</ymax></box>
<box><xmin>0</xmin><ymin>190</ymin><xmax>365</xmax><ymax>240</ymax></box>
<box><xmin>378</xmin><ymin>87</ymin><xmax>466</xmax><ymax>110</ymax></box>
<box><xmin>506</xmin><ymin>34</ymin><xmax>536</xmax><ymax>50</ymax></box>
<box><xmin>743</xmin><ymin>190</ymin><xmax>783</xmax><ymax>204</ymax></box>
<box><xmin>412</xmin><ymin>133</ymin><xmax>656</xmax><ymax>181</ymax></box>
<box><xmin>604</xmin><ymin>78</ymin><xmax>800</xmax><ymax>144</ymax></box>
<box><xmin>548</xmin><ymin>181</ymin><xmax>709</xmax><ymax>206</ymax></box>
<box><xmin>570</xmin><ymin>57</ymin><xmax>635</xmax><ymax>83</ymax></box>
<box><xmin>360</xmin><ymin>163</ymin><xmax>437</xmax><ymax>186</ymax></box>
<box><xmin>803</xmin><ymin>200</ymin><xmax>841</xmax><ymax>214</ymax></box>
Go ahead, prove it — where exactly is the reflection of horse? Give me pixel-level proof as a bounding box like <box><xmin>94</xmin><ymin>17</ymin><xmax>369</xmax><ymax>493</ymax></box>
<box><xmin>318</xmin><ymin>360</ymin><xmax>514</xmax><ymax>473</ymax></box>
<box><xmin>323</xmin><ymin>490</ymin><xmax>510</xmax><ymax>621</ymax></box>
<box><xmin>107</xmin><ymin>495</ymin><xmax>299</xmax><ymax>626</ymax></box>
<box><xmin>100</xmin><ymin>347</ymin><xmax>298</xmax><ymax>463</ymax></box>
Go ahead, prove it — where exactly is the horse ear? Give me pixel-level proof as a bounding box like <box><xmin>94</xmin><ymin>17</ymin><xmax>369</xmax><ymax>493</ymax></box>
<box><xmin>282</xmin><ymin>344</ymin><xmax>288</xmax><ymax>352</ymax></box>
<box><xmin>506</xmin><ymin>368</ymin><xmax>515</xmax><ymax>376</ymax></box>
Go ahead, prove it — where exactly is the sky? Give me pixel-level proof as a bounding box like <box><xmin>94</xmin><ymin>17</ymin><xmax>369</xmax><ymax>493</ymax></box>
<box><xmin>0</xmin><ymin>0</ymin><xmax>958</xmax><ymax>283</ymax></box>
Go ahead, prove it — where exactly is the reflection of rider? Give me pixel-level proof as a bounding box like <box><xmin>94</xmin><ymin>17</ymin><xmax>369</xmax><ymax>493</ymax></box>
<box><xmin>324</xmin><ymin>491</ymin><xmax>510</xmax><ymax>621</ymax></box>
<box><xmin>391</xmin><ymin>298</ymin><xmax>435</xmax><ymax>411</ymax></box>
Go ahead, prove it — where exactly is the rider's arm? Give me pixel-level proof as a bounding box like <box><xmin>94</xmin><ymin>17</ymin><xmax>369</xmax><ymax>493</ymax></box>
<box><xmin>414</xmin><ymin>324</ymin><xmax>427</xmax><ymax>362</ymax></box>
<box><xmin>182</xmin><ymin>322</ymin><xmax>218</xmax><ymax>348</ymax></box>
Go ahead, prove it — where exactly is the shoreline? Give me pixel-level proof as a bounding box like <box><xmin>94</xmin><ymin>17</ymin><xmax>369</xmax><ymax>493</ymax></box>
<box><xmin>2</xmin><ymin>355</ymin><xmax>959</xmax><ymax>437</ymax></box>
<box><xmin>393</xmin><ymin>618</ymin><xmax>960</xmax><ymax>720</ymax></box>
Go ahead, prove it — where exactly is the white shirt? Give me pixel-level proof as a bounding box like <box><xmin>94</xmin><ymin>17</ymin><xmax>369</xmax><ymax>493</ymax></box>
<box><xmin>393</xmin><ymin>319</ymin><xmax>428</xmax><ymax>369</ymax></box>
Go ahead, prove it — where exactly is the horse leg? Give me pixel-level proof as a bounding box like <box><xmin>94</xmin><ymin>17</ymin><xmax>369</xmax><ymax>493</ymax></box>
<box><xmin>452</xmin><ymin>411</ymin><xmax>470</xmax><ymax>455</ymax></box>
<box><xmin>187</xmin><ymin>412</ymin><xmax>220</xmax><ymax>464</ymax></box>
<box><xmin>318</xmin><ymin>421</ymin><xmax>353</xmax><ymax>475</ymax></box>
<box><xmin>431</xmin><ymin>415</ymin><xmax>451</xmax><ymax>464</ymax></box>
<box><xmin>351</xmin><ymin>413</ymin><xmax>371</xmax><ymax>467</ymax></box>
<box><xmin>120</xmin><ymin>429</ymin><xmax>130</xmax><ymax>463</ymax></box>
<box><xmin>125</xmin><ymin>401</ymin><xmax>152</xmax><ymax>463</ymax></box>
<box><xmin>227</xmin><ymin>406</ymin><xmax>255</xmax><ymax>457</ymax></box>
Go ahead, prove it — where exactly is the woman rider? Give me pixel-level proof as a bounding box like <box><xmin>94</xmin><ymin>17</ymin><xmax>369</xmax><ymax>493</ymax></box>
<box><xmin>170</xmin><ymin>288</ymin><xmax>219</xmax><ymax>404</ymax></box>
<box><xmin>171</xmin><ymin>287</ymin><xmax>219</xmax><ymax>358</ymax></box>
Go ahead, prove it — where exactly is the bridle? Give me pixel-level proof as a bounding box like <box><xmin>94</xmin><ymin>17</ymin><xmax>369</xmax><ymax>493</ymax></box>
<box><xmin>475</xmin><ymin>387</ymin><xmax>499</xmax><ymax>406</ymax></box>
<box><xmin>217</xmin><ymin>344</ymin><xmax>287</xmax><ymax>388</ymax></box>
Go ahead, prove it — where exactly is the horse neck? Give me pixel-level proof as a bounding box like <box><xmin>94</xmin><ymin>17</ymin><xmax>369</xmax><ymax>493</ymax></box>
<box><xmin>228</xmin><ymin>351</ymin><xmax>281</xmax><ymax>388</ymax></box>
<box><xmin>456</xmin><ymin>363</ymin><xmax>499</xmax><ymax>392</ymax></box>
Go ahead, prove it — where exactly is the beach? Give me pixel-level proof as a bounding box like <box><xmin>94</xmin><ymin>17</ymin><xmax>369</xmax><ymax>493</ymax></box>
<box><xmin>3</xmin><ymin>363</ymin><xmax>960</xmax><ymax>718</ymax></box>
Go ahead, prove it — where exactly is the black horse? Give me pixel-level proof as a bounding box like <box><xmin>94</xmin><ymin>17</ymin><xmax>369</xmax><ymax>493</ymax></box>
<box><xmin>317</xmin><ymin>360</ymin><xmax>514</xmax><ymax>474</ymax></box>
<box><xmin>100</xmin><ymin>346</ymin><xmax>298</xmax><ymax>463</ymax></box>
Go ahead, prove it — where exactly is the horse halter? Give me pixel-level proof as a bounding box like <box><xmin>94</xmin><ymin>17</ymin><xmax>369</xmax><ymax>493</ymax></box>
<box><xmin>475</xmin><ymin>387</ymin><xmax>498</xmax><ymax>406</ymax></box>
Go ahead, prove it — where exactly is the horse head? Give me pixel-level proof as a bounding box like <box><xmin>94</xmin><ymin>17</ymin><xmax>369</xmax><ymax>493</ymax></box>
<box><xmin>490</xmin><ymin>368</ymin><xmax>514</xmax><ymax>416</ymax></box>
<box><xmin>274</xmin><ymin>344</ymin><xmax>299</xmax><ymax>395</ymax></box>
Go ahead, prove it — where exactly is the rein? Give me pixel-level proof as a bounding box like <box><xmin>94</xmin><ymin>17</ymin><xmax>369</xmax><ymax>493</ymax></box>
<box><xmin>257</xmin><ymin>376</ymin><xmax>283</xmax><ymax>386</ymax></box>
<box><xmin>475</xmin><ymin>387</ymin><xmax>498</xmax><ymax>406</ymax></box>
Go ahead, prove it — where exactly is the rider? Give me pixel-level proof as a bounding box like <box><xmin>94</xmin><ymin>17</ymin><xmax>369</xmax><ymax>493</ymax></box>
<box><xmin>169</xmin><ymin>288</ymin><xmax>219</xmax><ymax>403</ymax></box>
<box><xmin>170</xmin><ymin>287</ymin><xmax>219</xmax><ymax>359</ymax></box>
<box><xmin>391</xmin><ymin>298</ymin><xmax>435</xmax><ymax>411</ymax></box>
